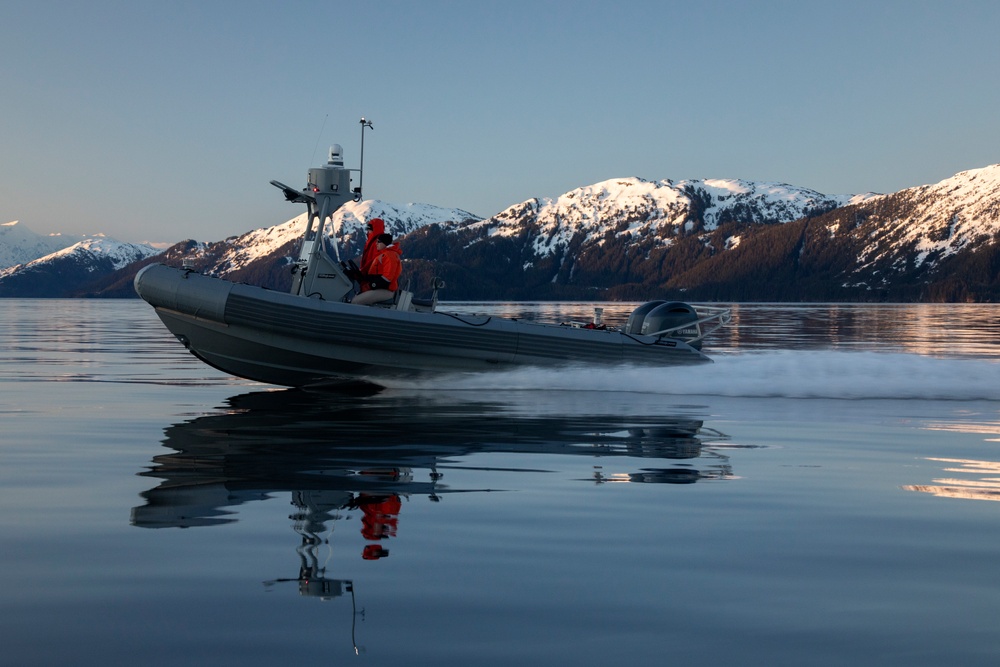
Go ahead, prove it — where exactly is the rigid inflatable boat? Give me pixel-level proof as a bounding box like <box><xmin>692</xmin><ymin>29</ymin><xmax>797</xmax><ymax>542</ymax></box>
<box><xmin>135</xmin><ymin>127</ymin><xmax>730</xmax><ymax>388</ymax></box>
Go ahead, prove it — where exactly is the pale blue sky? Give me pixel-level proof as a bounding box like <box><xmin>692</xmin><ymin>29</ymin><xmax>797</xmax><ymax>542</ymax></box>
<box><xmin>2</xmin><ymin>0</ymin><xmax>998</xmax><ymax>243</ymax></box>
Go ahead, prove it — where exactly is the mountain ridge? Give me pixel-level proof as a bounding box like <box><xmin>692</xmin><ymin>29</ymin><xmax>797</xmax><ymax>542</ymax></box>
<box><xmin>2</xmin><ymin>164</ymin><xmax>999</xmax><ymax>301</ymax></box>
<box><xmin>0</xmin><ymin>237</ymin><xmax>161</xmax><ymax>298</ymax></box>
<box><xmin>0</xmin><ymin>220</ymin><xmax>86</xmax><ymax>269</ymax></box>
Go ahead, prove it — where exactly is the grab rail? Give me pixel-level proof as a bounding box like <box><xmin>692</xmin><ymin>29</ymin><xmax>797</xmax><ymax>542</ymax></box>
<box><xmin>644</xmin><ymin>305</ymin><xmax>733</xmax><ymax>344</ymax></box>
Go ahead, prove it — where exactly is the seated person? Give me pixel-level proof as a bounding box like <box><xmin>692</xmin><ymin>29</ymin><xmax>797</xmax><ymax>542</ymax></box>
<box><xmin>359</xmin><ymin>218</ymin><xmax>385</xmax><ymax>275</ymax></box>
<box><xmin>352</xmin><ymin>233</ymin><xmax>402</xmax><ymax>305</ymax></box>
<box><xmin>343</xmin><ymin>217</ymin><xmax>385</xmax><ymax>283</ymax></box>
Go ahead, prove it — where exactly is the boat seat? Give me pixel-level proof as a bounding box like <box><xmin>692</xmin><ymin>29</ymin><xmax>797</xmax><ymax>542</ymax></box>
<box><xmin>394</xmin><ymin>290</ymin><xmax>413</xmax><ymax>311</ymax></box>
<box><xmin>360</xmin><ymin>288</ymin><xmax>428</xmax><ymax>311</ymax></box>
<box><xmin>364</xmin><ymin>290</ymin><xmax>412</xmax><ymax>309</ymax></box>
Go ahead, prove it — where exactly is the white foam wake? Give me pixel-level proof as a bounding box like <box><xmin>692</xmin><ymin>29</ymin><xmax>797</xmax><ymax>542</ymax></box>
<box><xmin>392</xmin><ymin>350</ymin><xmax>1000</xmax><ymax>402</ymax></box>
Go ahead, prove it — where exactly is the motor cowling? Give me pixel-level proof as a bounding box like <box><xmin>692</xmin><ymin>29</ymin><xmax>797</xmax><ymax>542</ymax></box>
<box><xmin>640</xmin><ymin>302</ymin><xmax>702</xmax><ymax>349</ymax></box>
<box><xmin>625</xmin><ymin>300</ymin><xmax>666</xmax><ymax>334</ymax></box>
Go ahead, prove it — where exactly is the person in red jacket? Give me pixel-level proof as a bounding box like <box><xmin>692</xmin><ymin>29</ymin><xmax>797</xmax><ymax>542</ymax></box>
<box><xmin>358</xmin><ymin>218</ymin><xmax>385</xmax><ymax>274</ymax></box>
<box><xmin>352</xmin><ymin>233</ymin><xmax>402</xmax><ymax>305</ymax></box>
<box><xmin>343</xmin><ymin>218</ymin><xmax>384</xmax><ymax>282</ymax></box>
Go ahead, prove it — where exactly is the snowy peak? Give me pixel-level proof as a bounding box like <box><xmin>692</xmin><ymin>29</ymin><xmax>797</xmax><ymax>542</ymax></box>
<box><xmin>848</xmin><ymin>163</ymin><xmax>1000</xmax><ymax>265</ymax></box>
<box><xmin>679</xmin><ymin>178</ymin><xmax>864</xmax><ymax>229</ymax></box>
<box><xmin>0</xmin><ymin>220</ymin><xmax>85</xmax><ymax>269</ymax></box>
<box><xmin>0</xmin><ymin>237</ymin><xmax>159</xmax><ymax>279</ymax></box>
<box><xmin>330</xmin><ymin>199</ymin><xmax>481</xmax><ymax>252</ymax></box>
<box><xmin>0</xmin><ymin>235</ymin><xmax>161</xmax><ymax>297</ymax></box>
<box><xmin>49</xmin><ymin>238</ymin><xmax>161</xmax><ymax>271</ymax></box>
<box><xmin>332</xmin><ymin>199</ymin><xmax>481</xmax><ymax>234</ymax></box>
<box><xmin>908</xmin><ymin>163</ymin><xmax>1000</xmax><ymax>220</ymax></box>
<box><xmin>470</xmin><ymin>176</ymin><xmax>858</xmax><ymax>258</ymax></box>
<box><xmin>4</xmin><ymin>162</ymin><xmax>999</xmax><ymax>300</ymax></box>
<box><xmin>181</xmin><ymin>198</ymin><xmax>481</xmax><ymax>278</ymax></box>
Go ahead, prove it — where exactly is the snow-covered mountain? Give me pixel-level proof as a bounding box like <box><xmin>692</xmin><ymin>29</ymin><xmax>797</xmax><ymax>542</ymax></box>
<box><xmin>197</xmin><ymin>199</ymin><xmax>481</xmax><ymax>275</ymax></box>
<box><xmin>463</xmin><ymin>176</ymin><xmax>876</xmax><ymax>260</ymax></box>
<box><xmin>0</xmin><ymin>237</ymin><xmax>159</xmax><ymax>297</ymax></box>
<box><xmin>3</xmin><ymin>165</ymin><xmax>999</xmax><ymax>301</ymax></box>
<box><xmin>0</xmin><ymin>237</ymin><xmax>159</xmax><ymax>277</ymax></box>
<box><xmin>0</xmin><ymin>220</ymin><xmax>84</xmax><ymax>269</ymax></box>
<box><xmin>0</xmin><ymin>200</ymin><xmax>477</xmax><ymax>297</ymax></box>
<box><xmin>177</xmin><ymin>180</ymin><xmax>853</xmax><ymax>297</ymax></box>
<box><xmin>401</xmin><ymin>167</ymin><xmax>999</xmax><ymax>301</ymax></box>
<box><xmin>847</xmin><ymin>164</ymin><xmax>1000</xmax><ymax>269</ymax></box>
<box><xmin>334</xmin><ymin>199</ymin><xmax>481</xmax><ymax>237</ymax></box>
<box><xmin>776</xmin><ymin>163</ymin><xmax>1000</xmax><ymax>300</ymax></box>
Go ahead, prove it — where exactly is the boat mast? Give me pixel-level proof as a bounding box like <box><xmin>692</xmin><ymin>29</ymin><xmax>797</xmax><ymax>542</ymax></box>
<box><xmin>271</xmin><ymin>141</ymin><xmax>355</xmax><ymax>300</ymax></box>
<box><xmin>269</xmin><ymin>118</ymin><xmax>374</xmax><ymax>301</ymax></box>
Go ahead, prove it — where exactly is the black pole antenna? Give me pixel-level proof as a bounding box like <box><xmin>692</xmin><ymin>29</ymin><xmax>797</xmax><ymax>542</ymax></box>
<box><xmin>358</xmin><ymin>117</ymin><xmax>373</xmax><ymax>200</ymax></box>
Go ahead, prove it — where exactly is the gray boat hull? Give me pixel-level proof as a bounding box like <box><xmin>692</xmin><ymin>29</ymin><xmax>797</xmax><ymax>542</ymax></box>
<box><xmin>135</xmin><ymin>263</ymin><xmax>710</xmax><ymax>386</ymax></box>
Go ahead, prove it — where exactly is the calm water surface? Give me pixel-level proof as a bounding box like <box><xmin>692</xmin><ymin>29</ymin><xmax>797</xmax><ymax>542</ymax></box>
<box><xmin>2</xmin><ymin>299</ymin><xmax>1000</xmax><ymax>666</ymax></box>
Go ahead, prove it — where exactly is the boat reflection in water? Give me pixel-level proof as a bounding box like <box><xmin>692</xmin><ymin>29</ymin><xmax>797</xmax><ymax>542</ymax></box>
<box><xmin>131</xmin><ymin>388</ymin><xmax>737</xmax><ymax>608</ymax></box>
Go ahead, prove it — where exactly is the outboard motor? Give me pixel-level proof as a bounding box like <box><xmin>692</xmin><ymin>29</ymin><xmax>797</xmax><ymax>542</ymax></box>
<box><xmin>625</xmin><ymin>300</ymin><xmax>666</xmax><ymax>334</ymax></box>
<box><xmin>640</xmin><ymin>302</ymin><xmax>702</xmax><ymax>349</ymax></box>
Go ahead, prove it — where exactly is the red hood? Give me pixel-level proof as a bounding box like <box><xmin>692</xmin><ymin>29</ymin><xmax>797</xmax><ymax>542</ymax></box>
<box><xmin>360</xmin><ymin>218</ymin><xmax>387</xmax><ymax>271</ymax></box>
<box><xmin>367</xmin><ymin>218</ymin><xmax>385</xmax><ymax>238</ymax></box>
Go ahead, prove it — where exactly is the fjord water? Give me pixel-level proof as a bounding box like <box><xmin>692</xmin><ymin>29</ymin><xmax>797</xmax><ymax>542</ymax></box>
<box><xmin>2</xmin><ymin>300</ymin><xmax>999</xmax><ymax>666</ymax></box>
